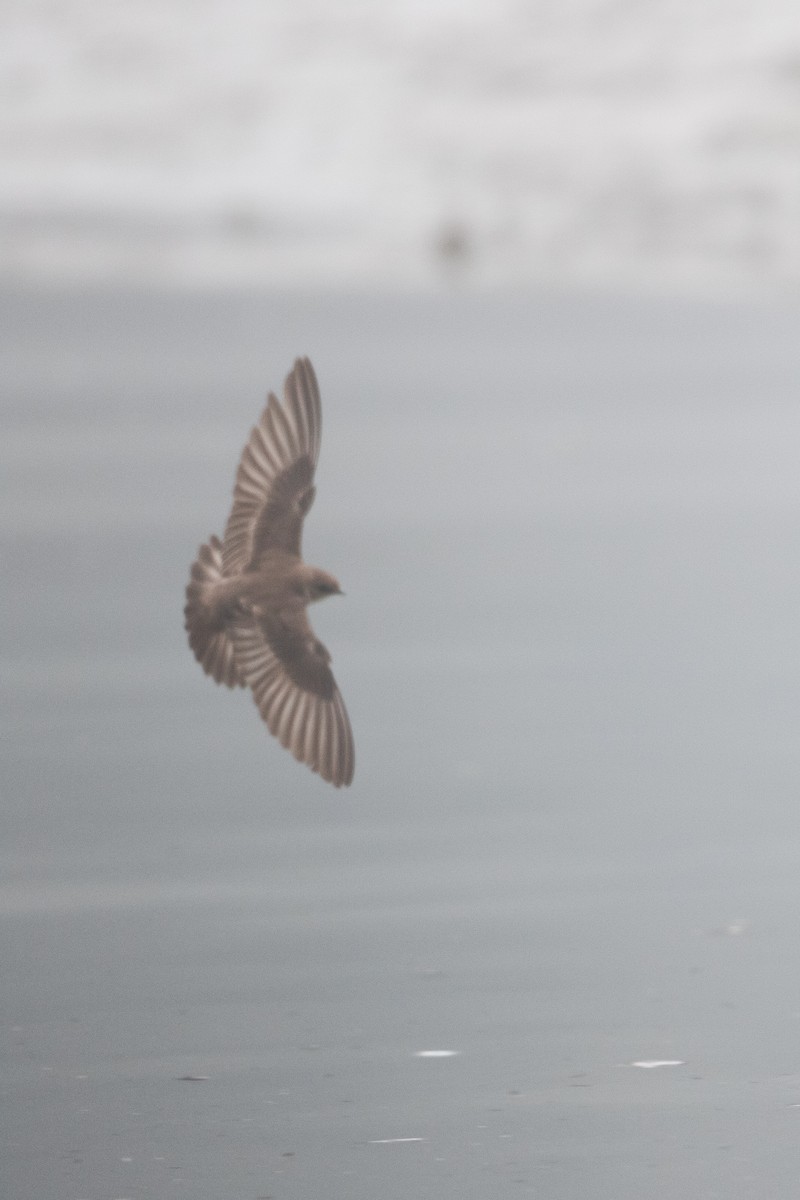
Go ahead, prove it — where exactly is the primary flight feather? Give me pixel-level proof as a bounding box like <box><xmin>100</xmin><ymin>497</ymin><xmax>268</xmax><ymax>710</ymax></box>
<box><xmin>184</xmin><ymin>357</ymin><xmax>354</xmax><ymax>787</ymax></box>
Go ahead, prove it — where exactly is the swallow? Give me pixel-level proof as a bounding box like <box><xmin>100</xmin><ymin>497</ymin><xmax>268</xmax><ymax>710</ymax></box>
<box><xmin>185</xmin><ymin>357</ymin><xmax>354</xmax><ymax>787</ymax></box>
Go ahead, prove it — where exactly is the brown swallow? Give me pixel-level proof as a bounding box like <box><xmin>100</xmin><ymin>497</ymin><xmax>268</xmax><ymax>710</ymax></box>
<box><xmin>184</xmin><ymin>357</ymin><xmax>354</xmax><ymax>787</ymax></box>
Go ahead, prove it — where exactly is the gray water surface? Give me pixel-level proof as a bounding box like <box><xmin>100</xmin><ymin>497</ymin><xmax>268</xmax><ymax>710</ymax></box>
<box><xmin>3</xmin><ymin>286</ymin><xmax>800</xmax><ymax>1199</ymax></box>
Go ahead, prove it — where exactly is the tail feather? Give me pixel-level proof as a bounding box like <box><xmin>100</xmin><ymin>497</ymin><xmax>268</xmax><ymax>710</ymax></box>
<box><xmin>184</xmin><ymin>536</ymin><xmax>245</xmax><ymax>688</ymax></box>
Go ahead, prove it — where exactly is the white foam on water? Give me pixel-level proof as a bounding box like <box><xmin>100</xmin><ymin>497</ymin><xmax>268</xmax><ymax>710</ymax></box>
<box><xmin>369</xmin><ymin>1137</ymin><xmax>426</xmax><ymax>1144</ymax></box>
<box><xmin>630</xmin><ymin>1060</ymin><xmax>687</xmax><ymax>1069</ymax></box>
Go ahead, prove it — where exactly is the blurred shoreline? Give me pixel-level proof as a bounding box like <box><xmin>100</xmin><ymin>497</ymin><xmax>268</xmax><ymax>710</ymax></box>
<box><xmin>5</xmin><ymin>2</ymin><xmax>800</xmax><ymax>295</ymax></box>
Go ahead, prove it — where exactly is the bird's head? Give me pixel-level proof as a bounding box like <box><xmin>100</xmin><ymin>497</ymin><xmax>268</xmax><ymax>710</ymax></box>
<box><xmin>298</xmin><ymin>566</ymin><xmax>343</xmax><ymax>604</ymax></box>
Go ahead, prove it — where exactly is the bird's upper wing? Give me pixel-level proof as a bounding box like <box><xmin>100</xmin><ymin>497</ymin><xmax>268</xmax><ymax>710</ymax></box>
<box><xmin>229</xmin><ymin>606</ymin><xmax>355</xmax><ymax>788</ymax></box>
<box><xmin>222</xmin><ymin>357</ymin><xmax>322</xmax><ymax>575</ymax></box>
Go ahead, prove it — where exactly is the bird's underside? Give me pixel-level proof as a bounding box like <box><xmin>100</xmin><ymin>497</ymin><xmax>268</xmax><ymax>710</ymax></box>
<box><xmin>184</xmin><ymin>357</ymin><xmax>354</xmax><ymax>788</ymax></box>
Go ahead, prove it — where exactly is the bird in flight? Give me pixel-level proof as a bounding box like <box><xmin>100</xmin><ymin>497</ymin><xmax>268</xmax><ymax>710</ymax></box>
<box><xmin>185</xmin><ymin>357</ymin><xmax>354</xmax><ymax>787</ymax></box>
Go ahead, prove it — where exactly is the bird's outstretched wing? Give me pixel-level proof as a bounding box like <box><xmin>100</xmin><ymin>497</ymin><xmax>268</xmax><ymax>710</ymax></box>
<box><xmin>229</xmin><ymin>607</ymin><xmax>355</xmax><ymax>788</ymax></box>
<box><xmin>222</xmin><ymin>357</ymin><xmax>322</xmax><ymax>575</ymax></box>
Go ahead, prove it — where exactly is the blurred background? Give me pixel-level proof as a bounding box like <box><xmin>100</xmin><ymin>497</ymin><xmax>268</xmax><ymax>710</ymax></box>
<box><xmin>4</xmin><ymin>0</ymin><xmax>800</xmax><ymax>293</ymax></box>
<box><xmin>5</xmin><ymin>4</ymin><xmax>800</xmax><ymax>1200</ymax></box>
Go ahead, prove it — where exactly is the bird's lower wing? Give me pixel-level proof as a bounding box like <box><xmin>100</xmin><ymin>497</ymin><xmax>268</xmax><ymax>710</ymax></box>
<box><xmin>229</xmin><ymin>613</ymin><xmax>354</xmax><ymax>788</ymax></box>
